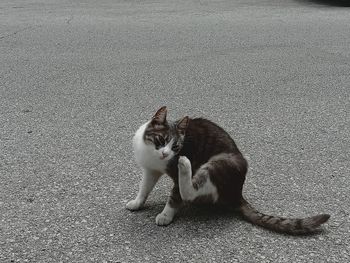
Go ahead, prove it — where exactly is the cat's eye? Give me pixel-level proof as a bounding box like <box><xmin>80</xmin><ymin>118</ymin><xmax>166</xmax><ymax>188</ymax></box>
<box><xmin>172</xmin><ymin>144</ymin><xmax>180</xmax><ymax>152</ymax></box>
<box><xmin>154</xmin><ymin>135</ymin><xmax>166</xmax><ymax>148</ymax></box>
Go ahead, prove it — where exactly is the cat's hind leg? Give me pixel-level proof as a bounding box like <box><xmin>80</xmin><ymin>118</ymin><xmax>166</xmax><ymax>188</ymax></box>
<box><xmin>178</xmin><ymin>156</ymin><xmax>219</xmax><ymax>203</ymax></box>
<box><xmin>126</xmin><ymin>169</ymin><xmax>162</xmax><ymax>211</ymax></box>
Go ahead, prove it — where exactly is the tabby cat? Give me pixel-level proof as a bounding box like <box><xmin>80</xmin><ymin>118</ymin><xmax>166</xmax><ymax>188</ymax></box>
<box><xmin>126</xmin><ymin>106</ymin><xmax>330</xmax><ymax>234</ymax></box>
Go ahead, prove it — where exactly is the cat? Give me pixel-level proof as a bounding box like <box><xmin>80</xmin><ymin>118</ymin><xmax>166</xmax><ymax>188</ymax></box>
<box><xmin>126</xmin><ymin>106</ymin><xmax>330</xmax><ymax>234</ymax></box>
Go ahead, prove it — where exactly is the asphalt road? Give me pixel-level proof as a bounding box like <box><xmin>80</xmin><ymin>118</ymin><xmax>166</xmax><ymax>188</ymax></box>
<box><xmin>1</xmin><ymin>0</ymin><xmax>349</xmax><ymax>262</ymax></box>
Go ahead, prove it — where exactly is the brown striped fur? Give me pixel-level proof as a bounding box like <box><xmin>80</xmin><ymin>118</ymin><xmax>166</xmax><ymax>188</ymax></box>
<box><xmin>136</xmin><ymin>107</ymin><xmax>330</xmax><ymax>234</ymax></box>
<box><xmin>239</xmin><ymin>199</ymin><xmax>330</xmax><ymax>235</ymax></box>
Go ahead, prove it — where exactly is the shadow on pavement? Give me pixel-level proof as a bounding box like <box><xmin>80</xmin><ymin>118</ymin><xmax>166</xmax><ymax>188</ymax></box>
<box><xmin>295</xmin><ymin>0</ymin><xmax>350</xmax><ymax>7</ymax></box>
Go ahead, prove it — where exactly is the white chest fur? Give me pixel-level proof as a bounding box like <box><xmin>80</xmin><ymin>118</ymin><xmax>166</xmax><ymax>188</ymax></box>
<box><xmin>133</xmin><ymin>122</ymin><xmax>168</xmax><ymax>173</ymax></box>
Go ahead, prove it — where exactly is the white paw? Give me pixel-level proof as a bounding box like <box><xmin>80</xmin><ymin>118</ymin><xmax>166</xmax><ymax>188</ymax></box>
<box><xmin>155</xmin><ymin>212</ymin><xmax>173</xmax><ymax>226</ymax></box>
<box><xmin>125</xmin><ymin>199</ymin><xmax>143</xmax><ymax>211</ymax></box>
<box><xmin>178</xmin><ymin>156</ymin><xmax>191</xmax><ymax>173</ymax></box>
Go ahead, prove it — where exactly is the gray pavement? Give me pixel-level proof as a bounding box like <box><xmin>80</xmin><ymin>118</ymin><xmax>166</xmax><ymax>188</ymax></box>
<box><xmin>1</xmin><ymin>0</ymin><xmax>349</xmax><ymax>262</ymax></box>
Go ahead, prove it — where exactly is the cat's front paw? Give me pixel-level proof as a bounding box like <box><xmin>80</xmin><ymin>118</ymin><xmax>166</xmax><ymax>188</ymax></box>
<box><xmin>155</xmin><ymin>212</ymin><xmax>173</xmax><ymax>226</ymax></box>
<box><xmin>178</xmin><ymin>156</ymin><xmax>191</xmax><ymax>174</ymax></box>
<box><xmin>126</xmin><ymin>199</ymin><xmax>143</xmax><ymax>211</ymax></box>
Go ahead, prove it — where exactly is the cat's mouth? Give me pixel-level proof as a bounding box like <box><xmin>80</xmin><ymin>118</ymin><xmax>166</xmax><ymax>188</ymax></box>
<box><xmin>160</xmin><ymin>154</ymin><xmax>171</xmax><ymax>160</ymax></box>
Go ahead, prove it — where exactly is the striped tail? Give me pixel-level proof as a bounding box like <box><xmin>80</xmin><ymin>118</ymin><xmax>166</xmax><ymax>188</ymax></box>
<box><xmin>239</xmin><ymin>198</ymin><xmax>330</xmax><ymax>235</ymax></box>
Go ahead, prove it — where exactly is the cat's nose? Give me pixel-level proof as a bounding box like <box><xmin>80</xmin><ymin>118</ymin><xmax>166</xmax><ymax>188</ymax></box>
<box><xmin>162</xmin><ymin>152</ymin><xmax>169</xmax><ymax>158</ymax></box>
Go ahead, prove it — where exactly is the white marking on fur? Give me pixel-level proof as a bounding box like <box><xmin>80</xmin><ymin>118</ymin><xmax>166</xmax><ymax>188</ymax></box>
<box><xmin>133</xmin><ymin>122</ymin><xmax>174</xmax><ymax>173</ymax></box>
<box><xmin>178</xmin><ymin>156</ymin><xmax>219</xmax><ymax>202</ymax></box>
<box><xmin>125</xmin><ymin>169</ymin><xmax>162</xmax><ymax>211</ymax></box>
<box><xmin>155</xmin><ymin>202</ymin><xmax>178</xmax><ymax>226</ymax></box>
<box><xmin>161</xmin><ymin>139</ymin><xmax>174</xmax><ymax>158</ymax></box>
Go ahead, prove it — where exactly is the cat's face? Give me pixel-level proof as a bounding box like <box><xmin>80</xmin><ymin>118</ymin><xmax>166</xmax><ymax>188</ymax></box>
<box><xmin>143</xmin><ymin>106</ymin><xmax>189</xmax><ymax>161</ymax></box>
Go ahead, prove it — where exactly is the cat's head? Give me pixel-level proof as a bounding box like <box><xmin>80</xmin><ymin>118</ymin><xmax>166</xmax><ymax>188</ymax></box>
<box><xmin>143</xmin><ymin>106</ymin><xmax>189</xmax><ymax>161</ymax></box>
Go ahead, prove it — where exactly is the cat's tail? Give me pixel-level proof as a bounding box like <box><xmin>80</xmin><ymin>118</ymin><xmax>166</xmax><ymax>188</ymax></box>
<box><xmin>238</xmin><ymin>198</ymin><xmax>330</xmax><ymax>235</ymax></box>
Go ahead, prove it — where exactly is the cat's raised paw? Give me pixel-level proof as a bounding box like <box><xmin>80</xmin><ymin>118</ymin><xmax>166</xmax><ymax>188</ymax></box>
<box><xmin>178</xmin><ymin>156</ymin><xmax>191</xmax><ymax>173</ymax></box>
<box><xmin>126</xmin><ymin>199</ymin><xmax>143</xmax><ymax>211</ymax></box>
<box><xmin>155</xmin><ymin>212</ymin><xmax>173</xmax><ymax>226</ymax></box>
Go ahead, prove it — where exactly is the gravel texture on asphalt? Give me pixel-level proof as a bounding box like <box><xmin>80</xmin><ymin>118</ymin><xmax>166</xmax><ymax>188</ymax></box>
<box><xmin>1</xmin><ymin>0</ymin><xmax>349</xmax><ymax>262</ymax></box>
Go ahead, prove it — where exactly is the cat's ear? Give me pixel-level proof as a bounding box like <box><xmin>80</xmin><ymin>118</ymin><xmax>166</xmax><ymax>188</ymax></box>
<box><xmin>177</xmin><ymin>116</ymin><xmax>189</xmax><ymax>134</ymax></box>
<box><xmin>152</xmin><ymin>106</ymin><xmax>167</xmax><ymax>124</ymax></box>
